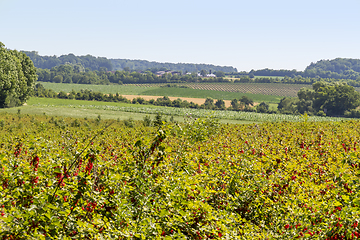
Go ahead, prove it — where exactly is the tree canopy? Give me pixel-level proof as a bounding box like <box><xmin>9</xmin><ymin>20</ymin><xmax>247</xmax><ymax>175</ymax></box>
<box><xmin>0</xmin><ymin>42</ymin><xmax>37</xmax><ymax>108</ymax></box>
<box><xmin>304</xmin><ymin>58</ymin><xmax>360</xmax><ymax>80</ymax></box>
<box><xmin>278</xmin><ymin>82</ymin><xmax>360</xmax><ymax>116</ymax></box>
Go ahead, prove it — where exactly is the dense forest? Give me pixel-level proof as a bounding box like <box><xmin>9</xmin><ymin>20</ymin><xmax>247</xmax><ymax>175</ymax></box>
<box><xmin>22</xmin><ymin>51</ymin><xmax>237</xmax><ymax>73</ymax></box>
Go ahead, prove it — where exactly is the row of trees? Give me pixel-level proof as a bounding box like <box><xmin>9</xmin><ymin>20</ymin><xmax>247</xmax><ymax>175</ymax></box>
<box><xmin>36</xmin><ymin>65</ymin><xmax>360</xmax><ymax>86</ymax></box>
<box><xmin>278</xmin><ymin>82</ymin><xmax>360</xmax><ymax>117</ymax></box>
<box><xmin>36</xmin><ymin>64</ymin><xmax>230</xmax><ymax>84</ymax></box>
<box><xmin>32</xmin><ymin>84</ymin><xmax>257</xmax><ymax>111</ymax></box>
<box><xmin>0</xmin><ymin>42</ymin><xmax>37</xmax><ymax>108</ymax></box>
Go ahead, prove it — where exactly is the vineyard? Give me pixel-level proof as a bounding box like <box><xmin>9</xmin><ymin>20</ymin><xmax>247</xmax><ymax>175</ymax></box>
<box><xmin>1</xmin><ymin>113</ymin><xmax>360</xmax><ymax>239</ymax></box>
<box><xmin>130</xmin><ymin>83</ymin><xmax>311</xmax><ymax>97</ymax></box>
<box><xmin>40</xmin><ymin>82</ymin><xmax>309</xmax><ymax>98</ymax></box>
<box><xmin>181</xmin><ymin>83</ymin><xmax>306</xmax><ymax>97</ymax></box>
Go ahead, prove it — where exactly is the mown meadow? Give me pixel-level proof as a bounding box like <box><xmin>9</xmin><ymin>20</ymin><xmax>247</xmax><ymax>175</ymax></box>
<box><xmin>1</xmin><ymin>113</ymin><xmax>360</xmax><ymax>239</ymax></box>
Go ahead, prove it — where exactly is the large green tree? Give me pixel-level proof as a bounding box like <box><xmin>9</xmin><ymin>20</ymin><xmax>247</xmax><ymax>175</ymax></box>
<box><xmin>0</xmin><ymin>42</ymin><xmax>37</xmax><ymax>108</ymax></box>
<box><xmin>312</xmin><ymin>82</ymin><xmax>360</xmax><ymax>116</ymax></box>
<box><xmin>239</xmin><ymin>96</ymin><xmax>254</xmax><ymax>107</ymax></box>
<box><xmin>295</xmin><ymin>82</ymin><xmax>360</xmax><ymax>116</ymax></box>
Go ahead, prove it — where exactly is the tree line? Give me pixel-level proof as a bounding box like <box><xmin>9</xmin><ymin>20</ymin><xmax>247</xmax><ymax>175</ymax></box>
<box><xmin>36</xmin><ymin>63</ymin><xmax>360</xmax><ymax>87</ymax></box>
<box><xmin>36</xmin><ymin>64</ymin><xmax>230</xmax><ymax>84</ymax></box>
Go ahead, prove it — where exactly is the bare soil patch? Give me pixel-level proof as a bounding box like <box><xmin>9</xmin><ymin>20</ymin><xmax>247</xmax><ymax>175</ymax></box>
<box><xmin>122</xmin><ymin>95</ymin><xmax>233</xmax><ymax>107</ymax></box>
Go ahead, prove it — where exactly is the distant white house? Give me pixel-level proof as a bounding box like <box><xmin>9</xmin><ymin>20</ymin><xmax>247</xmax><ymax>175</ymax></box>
<box><xmin>197</xmin><ymin>72</ymin><xmax>216</xmax><ymax>78</ymax></box>
<box><xmin>156</xmin><ymin>71</ymin><xmax>166</xmax><ymax>76</ymax></box>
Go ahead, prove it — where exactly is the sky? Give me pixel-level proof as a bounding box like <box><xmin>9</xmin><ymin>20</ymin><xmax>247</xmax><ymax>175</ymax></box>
<box><xmin>1</xmin><ymin>0</ymin><xmax>360</xmax><ymax>71</ymax></box>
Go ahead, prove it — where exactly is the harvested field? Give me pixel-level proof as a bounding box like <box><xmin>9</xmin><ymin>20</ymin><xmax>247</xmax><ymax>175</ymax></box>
<box><xmin>121</xmin><ymin>95</ymin><xmax>233</xmax><ymax>107</ymax></box>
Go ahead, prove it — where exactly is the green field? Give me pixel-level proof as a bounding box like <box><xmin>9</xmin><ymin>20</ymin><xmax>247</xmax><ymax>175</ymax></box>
<box><xmin>0</xmin><ymin>97</ymin><xmax>346</xmax><ymax>124</ymax></box>
<box><xmin>2</xmin><ymin>98</ymin><xmax>253</xmax><ymax>124</ymax></box>
<box><xmin>40</xmin><ymin>82</ymin><xmax>154</xmax><ymax>95</ymax></box>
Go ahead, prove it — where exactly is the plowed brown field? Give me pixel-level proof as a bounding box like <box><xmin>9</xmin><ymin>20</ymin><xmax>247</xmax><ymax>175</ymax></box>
<box><xmin>122</xmin><ymin>95</ymin><xmax>233</xmax><ymax>107</ymax></box>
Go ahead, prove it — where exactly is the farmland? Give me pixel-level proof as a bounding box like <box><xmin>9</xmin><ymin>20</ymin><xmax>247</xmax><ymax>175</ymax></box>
<box><xmin>182</xmin><ymin>83</ymin><xmax>305</xmax><ymax>97</ymax></box>
<box><xmin>39</xmin><ymin>82</ymin><xmax>296</xmax><ymax>102</ymax></box>
<box><xmin>1</xmin><ymin>113</ymin><xmax>360</xmax><ymax>239</ymax></box>
<box><xmin>0</xmin><ymin>97</ymin><xmax>346</xmax><ymax>124</ymax></box>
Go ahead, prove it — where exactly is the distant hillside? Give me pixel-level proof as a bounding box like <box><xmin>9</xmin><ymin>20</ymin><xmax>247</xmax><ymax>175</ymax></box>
<box><xmin>303</xmin><ymin>58</ymin><xmax>360</xmax><ymax>80</ymax></box>
<box><xmin>110</xmin><ymin>59</ymin><xmax>237</xmax><ymax>73</ymax></box>
<box><xmin>22</xmin><ymin>51</ymin><xmax>113</xmax><ymax>71</ymax></box>
<box><xmin>22</xmin><ymin>51</ymin><xmax>237</xmax><ymax>73</ymax></box>
<box><xmin>249</xmin><ymin>58</ymin><xmax>360</xmax><ymax>80</ymax></box>
<box><xmin>21</xmin><ymin>51</ymin><xmax>360</xmax><ymax>79</ymax></box>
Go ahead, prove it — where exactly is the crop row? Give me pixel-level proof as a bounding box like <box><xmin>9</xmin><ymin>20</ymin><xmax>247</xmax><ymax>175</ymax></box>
<box><xmin>128</xmin><ymin>83</ymin><xmax>309</xmax><ymax>97</ymax></box>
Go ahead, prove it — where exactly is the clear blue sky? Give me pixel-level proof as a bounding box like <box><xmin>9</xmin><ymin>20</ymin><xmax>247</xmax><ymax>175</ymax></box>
<box><xmin>1</xmin><ymin>0</ymin><xmax>360</xmax><ymax>71</ymax></box>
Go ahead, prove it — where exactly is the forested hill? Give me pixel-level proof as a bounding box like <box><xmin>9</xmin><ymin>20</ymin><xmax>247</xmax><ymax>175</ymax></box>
<box><xmin>22</xmin><ymin>51</ymin><xmax>237</xmax><ymax>73</ymax></box>
<box><xmin>110</xmin><ymin>59</ymin><xmax>237</xmax><ymax>73</ymax></box>
<box><xmin>22</xmin><ymin>51</ymin><xmax>113</xmax><ymax>71</ymax></box>
<box><xmin>249</xmin><ymin>58</ymin><xmax>360</xmax><ymax>80</ymax></box>
<box><xmin>303</xmin><ymin>58</ymin><xmax>360</xmax><ymax>79</ymax></box>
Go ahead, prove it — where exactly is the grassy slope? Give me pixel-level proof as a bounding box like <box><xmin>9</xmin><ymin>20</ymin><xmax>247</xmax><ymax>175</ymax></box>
<box><xmin>0</xmin><ymin>97</ymin><xmax>344</xmax><ymax>124</ymax></box>
<box><xmin>2</xmin><ymin>98</ymin><xmax>254</xmax><ymax>124</ymax></box>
